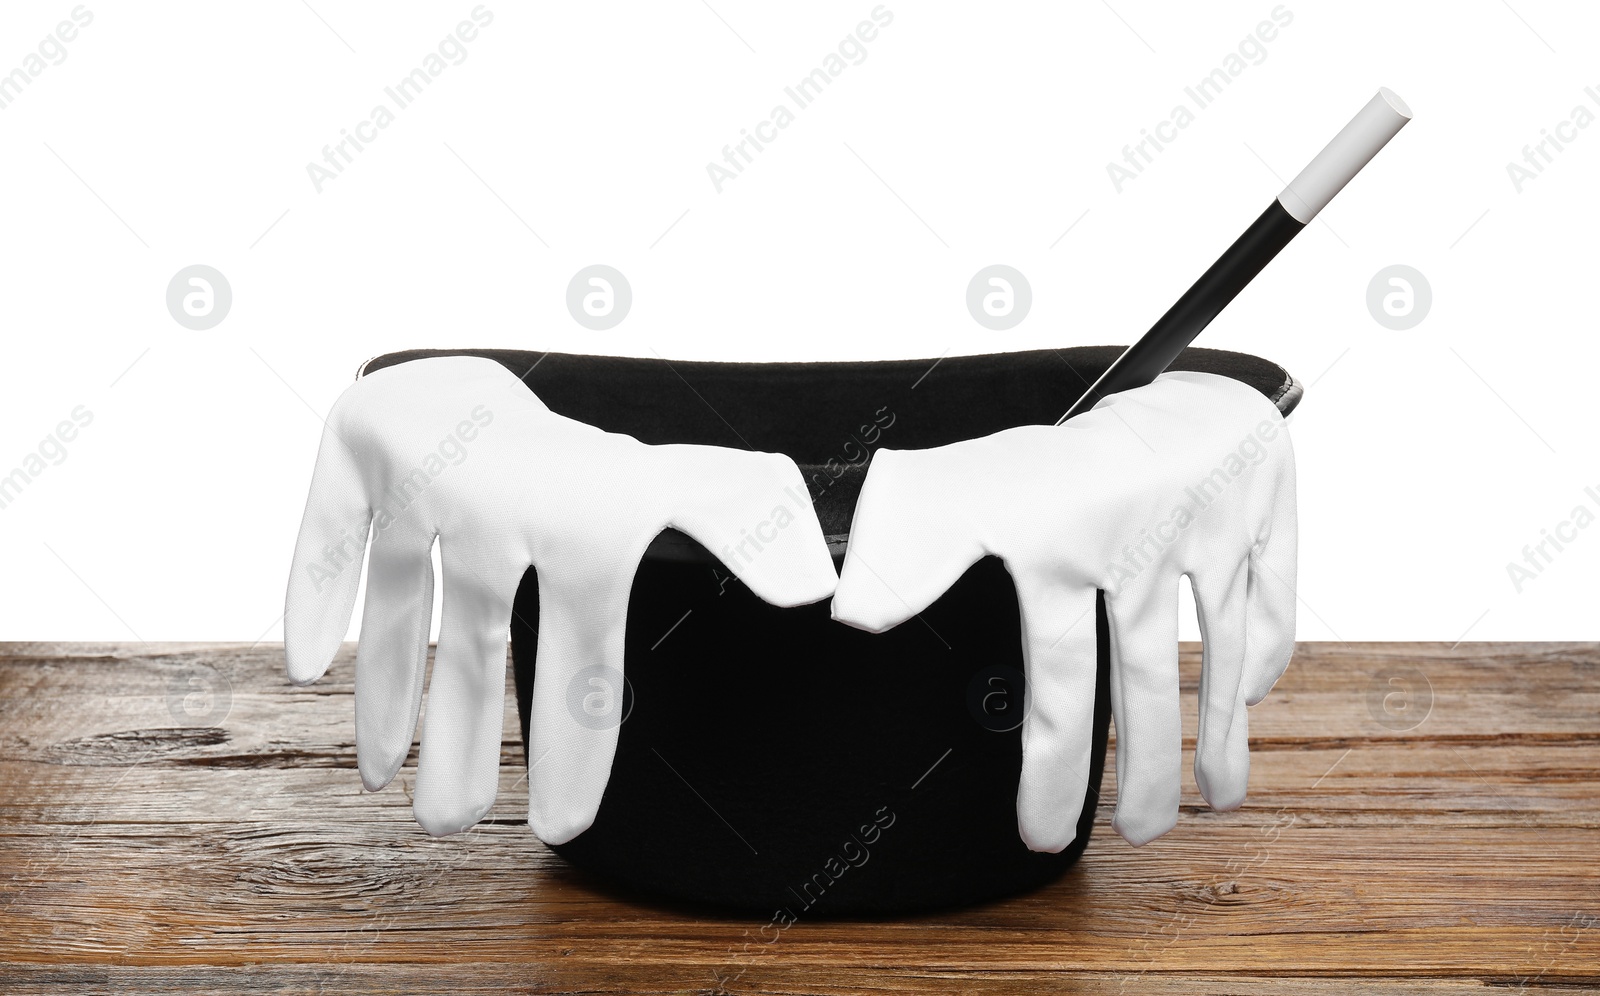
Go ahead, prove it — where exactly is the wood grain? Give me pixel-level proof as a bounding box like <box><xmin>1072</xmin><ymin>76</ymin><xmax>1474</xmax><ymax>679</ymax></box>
<box><xmin>1</xmin><ymin>642</ymin><xmax>1597</xmax><ymax>994</ymax></box>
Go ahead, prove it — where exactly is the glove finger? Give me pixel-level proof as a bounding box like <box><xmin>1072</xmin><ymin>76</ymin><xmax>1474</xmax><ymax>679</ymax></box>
<box><xmin>525</xmin><ymin>551</ymin><xmax>639</xmax><ymax>845</ymax></box>
<box><xmin>1242</xmin><ymin>450</ymin><xmax>1299</xmax><ymax>706</ymax></box>
<box><xmin>353</xmin><ymin>520</ymin><xmax>436</xmax><ymax>792</ymax></box>
<box><xmin>1012</xmin><ymin>576</ymin><xmax>1101</xmax><ymax>853</ymax></box>
<box><xmin>285</xmin><ymin>420</ymin><xmax>371</xmax><ymax>686</ymax></box>
<box><xmin>666</xmin><ymin>447</ymin><xmax>837</xmax><ymax>607</ymax></box>
<box><xmin>1104</xmin><ymin>574</ymin><xmax>1182</xmax><ymax>846</ymax></box>
<box><xmin>410</xmin><ymin>541</ymin><xmax>524</xmax><ymax>837</ymax></box>
<box><xmin>831</xmin><ymin>449</ymin><xmax>985</xmax><ymax>633</ymax></box>
<box><xmin>1189</xmin><ymin>560</ymin><xmax>1252</xmax><ymax>811</ymax></box>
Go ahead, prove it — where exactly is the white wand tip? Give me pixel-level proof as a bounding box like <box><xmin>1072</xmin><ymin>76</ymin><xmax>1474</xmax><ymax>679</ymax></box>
<box><xmin>1278</xmin><ymin>88</ymin><xmax>1412</xmax><ymax>224</ymax></box>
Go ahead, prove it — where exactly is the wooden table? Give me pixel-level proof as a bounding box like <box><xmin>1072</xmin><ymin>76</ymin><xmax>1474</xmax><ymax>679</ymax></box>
<box><xmin>2</xmin><ymin>642</ymin><xmax>1597</xmax><ymax>993</ymax></box>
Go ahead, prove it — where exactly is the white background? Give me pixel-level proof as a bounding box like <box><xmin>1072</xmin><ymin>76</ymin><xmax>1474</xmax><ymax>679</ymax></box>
<box><xmin>0</xmin><ymin>0</ymin><xmax>1594</xmax><ymax>641</ymax></box>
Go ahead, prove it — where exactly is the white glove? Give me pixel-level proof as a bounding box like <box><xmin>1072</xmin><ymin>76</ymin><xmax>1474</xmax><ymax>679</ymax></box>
<box><xmin>285</xmin><ymin>355</ymin><xmax>837</xmax><ymax>841</ymax></box>
<box><xmin>830</xmin><ymin>371</ymin><xmax>1296</xmax><ymax>850</ymax></box>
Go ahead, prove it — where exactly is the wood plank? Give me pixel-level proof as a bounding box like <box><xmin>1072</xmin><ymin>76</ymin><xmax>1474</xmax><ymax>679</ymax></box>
<box><xmin>6</xmin><ymin>643</ymin><xmax>1598</xmax><ymax>747</ymax></box>
<box><xmin>9</xmin><ymin>963</ymin><xmax>1600</xmax><ymax>996</ymax></box>
<box><xmin>4</xmin><ymin>820</ymin><xmax>1598</xmax><ymax>968</ymax></box>
<box><xmin>4</xmin><ymin>740</ymin><xmax>1599</xmax><ymax>827</ymax></box>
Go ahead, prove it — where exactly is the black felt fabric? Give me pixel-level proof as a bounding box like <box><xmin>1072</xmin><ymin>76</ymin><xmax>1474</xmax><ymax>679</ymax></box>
<box><xmin>362</xmin><ymin>346</ymin><xmax>1299</xmax><ymax>914</ymax></box>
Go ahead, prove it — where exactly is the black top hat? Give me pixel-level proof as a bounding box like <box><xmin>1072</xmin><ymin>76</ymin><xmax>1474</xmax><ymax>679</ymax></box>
<box><xmin>363</xmin><ymin>344</ymin><xmax>1301</xmax><ymax>914</ymax></box>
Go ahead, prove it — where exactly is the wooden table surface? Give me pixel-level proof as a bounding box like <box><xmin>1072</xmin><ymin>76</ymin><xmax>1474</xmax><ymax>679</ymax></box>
<box><xmin>2</xmin><ymin>641</ymin><xmax>1597</xmax><ymax>994</ymax></box>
